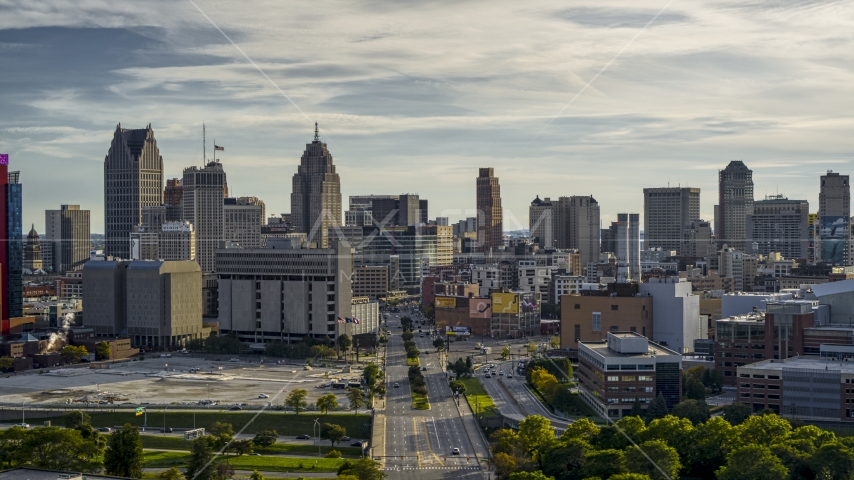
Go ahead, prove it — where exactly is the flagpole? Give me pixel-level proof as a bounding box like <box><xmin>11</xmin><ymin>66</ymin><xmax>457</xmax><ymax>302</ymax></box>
<box><xmin>214</xmin><ymin>138</ymin><xmax>216</xmax><ymax>163</ymax></box>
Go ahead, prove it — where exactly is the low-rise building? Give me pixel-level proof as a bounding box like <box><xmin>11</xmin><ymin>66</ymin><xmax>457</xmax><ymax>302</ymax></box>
<box><xmin>577</xmin><ymin>332</ymin><xmax>682</xmax><ymax>419</ymax></box>
<box><xmin>433</xmin><ymin>295</ymin><xmax>491</xmax><ymax>336</ymax></box>
<box><xmin>560</xmin><ymin>283</ymin><xmax>654</xmax><ymax>350</ymax></box>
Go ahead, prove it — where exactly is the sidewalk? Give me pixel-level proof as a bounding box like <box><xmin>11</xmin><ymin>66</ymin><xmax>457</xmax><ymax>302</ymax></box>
<box><xmin>454</xmin><ymin>392</ymin><xmax>490</xmax><ymax>480</ymax></box>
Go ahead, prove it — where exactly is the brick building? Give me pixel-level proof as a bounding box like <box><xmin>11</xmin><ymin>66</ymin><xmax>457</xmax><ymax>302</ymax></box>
<box><xmin>560</xmin><ymin>283</ymin><xmax>654</xmax><ymax>350</ymax></box>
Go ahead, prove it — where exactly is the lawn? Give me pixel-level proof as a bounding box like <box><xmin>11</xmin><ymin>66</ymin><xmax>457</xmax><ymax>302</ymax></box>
<box><xmin>406</xmin><ymin>358</ymin><xmax>420</xmax><ymax>367</ymax></box>
<box><xmin>142</xmin><ymin>451</ymin><xmax>345</xmax><ymax>472</ymax></box>
<box><xmin>139</xmin><ymin>435</ymin><xmax>362</xmax><ymax>456</ymax></box>
<box><xmin>459</xmin><ymin>377</ymin><xmax>498</xmax><ymax>418</ymax></box>
<box><xmin>89</xmin><ymin>411</ymin><xmax>371</xmax><ymax>438</ymax></box>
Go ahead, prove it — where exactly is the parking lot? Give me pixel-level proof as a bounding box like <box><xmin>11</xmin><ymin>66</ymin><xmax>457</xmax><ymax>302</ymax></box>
<box><xmin>0</xmin><ymin>355</ymin><xmax>367</xmax><ymax>410</ymax></box>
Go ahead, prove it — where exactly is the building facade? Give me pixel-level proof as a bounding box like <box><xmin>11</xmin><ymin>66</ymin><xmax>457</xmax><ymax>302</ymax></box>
<box><xmin>5</xmin><ymin>170</ymin><xmax>22</xmax><ymax>320</ymax></box>
<box><xmin>556</xmin><ymin>196</ymin><xmax>601</xmax><ymax>267</ymax></box>
<box><xmin>681</xmin><ymin>220</ymin><xmax>714</xmax><ymax>259</ymax></box>
<box><xmin>615</xmin><ymin>213</ymin><xmax>641</xmax><ymax>283</ymax></box>
<box><xmin>164</xmin><ymin>178</ymin><xmax>183</xmax><ymax>207</ymax></box>
<box><xmin>747</xmin><ymin>195</ymin><xmax>809</xmax><ymax>259</ymax></box>
<box><xmin>182</xmin><ymin>162</ymin><xmax>225</xmax><ymax>272</ymax></box>
<box><xmin>291</xmin><ymin>124</ymin><xmax>342</xmax><ymax>248</ymax></box>
<box><xmin>819</xmin><ymin>171</ymin><xmax>850</xmax><ymax>265</ymax></box>
<box><xmin>224</xmin><ymin>197</ymin><xmax>263</xmax><ymax>249</ymax></box>
<box><xmin>23</xmin><ymin>225</ymin><xmax>42</xmax><ymax>272</ymax></box>
<box><xmin>643</xmin><ymin>187</ymin><xmax>701</xmax><ymax>255</ymax></box>
<box><xmin>529</xmin><ymin>196</ymin><xmax>554</xmax><ymax>249</ymax></box>
<box><xmin>477</xmin><ymin>168</ymin><xmax>502</xmax><ymax>252</ymax></box>
<box><xmin>560</xmin><ymin>284</ymin><xmax>654</xmax><ymax>350</ymax></box>
<box><xmin>717</xmin><ymin>161</ymin><xmax>754</xmax><ymax>250</ymax></box>
<box><xmin>104</xmin><ymin>124</ymin><xmax>164</xmax><ymax>259</ymax></box>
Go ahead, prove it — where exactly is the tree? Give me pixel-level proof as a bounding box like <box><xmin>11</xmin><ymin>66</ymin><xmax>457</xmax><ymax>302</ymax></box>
<box><xmin>228</xmin><ymin>439</ymin><xmax>253</xmax><ymax>456</ymax></box>
<box><xmin>186</xmin><ymin>436</ymin><xmax>217</xmax><ymax>480</ymax></box>
<box><xmin>708</xmin><ymin>369</ymin><xmax>724</xmax><ymax>393</ymax></box>
<box><xmin>216</xmin><ymin>462</ymin><xmax>235</xmax><ymax>480</ymax></box>
<box><xmin>509</xmin><ymin>472</ymin><xmax>556</xmax><ymax>480</ymax></box>
<box><xmin>690</xmin><ymin>417</ymin><xmax>735</xmax><ymax>479</ymax></box>
<box><xmin>501</xmin><ymin>345</ymin><xmax>511</xmax><ymax>361</ymax></box>
<box><xmin>60</xmin><ymin>345</ymin><xmax>88</xmax><ymax>364</ymax></box>
<box><xmin>561</xmin><ymin>418</ymin><xmax>600</xmax><ymax>442</ymax></box>
<box><xmin>317</xmin><ymin>393</ymin><xmax>339</xmax><ymax>414</ymax></box>
<box><xmin>338</xmin><ymin>334</ymin><xmax>352</xmax><ymax>357</ymax></box>
<box><xmin>249</xmin><ymin>471</ymin><xmax>264</xmax><ymax>480</ymax></box>
<box><xmin>252</xmin><ymin>430</ymin><xmax>278</xmax><ymax>448</ymax></box>
<box><xmin>581</xmin><ymin>449</ymin><xmax>626</xmax><ymax>479</ymax></box>
<box><xmin>402</xmin><ymin>330</ymin><xmax>414</xmax><ymax>342</ymax></box>
<box><xmin>0</xmin><ymin>356</ymin><xmax>14</xmax><ymax>372</ymax></box>
<box><xmin>406</xmin><ymin>346</ymin><xmax>420</xmax><ymax>359</ymax></box>
<box><xmin>808</xmin><ymin>442</ymin><xmax>854</xmax><ymax>479</ymax></box>
<box><xmin>643</xmin><ymin>416</ymin><xmax>694</xmax><ymax>464</ymax></box>
<box><xmin>321</xmin><ymin>423</ymin><xmax>347</xmax><ymax>447</ymax></box>
<box><xmin>63</xmin><ymin>410</ymin><xmax>92</xmax><ymax>430</ymax></box>
<box><xmin>526</xmin><ymin>342</ymin><xmax>537</xmax><ymax>357</ymax></box>
<box><xmin>309</xmin><ymin>344</ymin><xmax>335</xmax><ymax>358</ymax></box>
<box><xmin>673</xmin><ymin>399</ymin><xmax>710</xmax><ymax>425</ymax></box>
<box><xmin>736</xmin><ymin>413</ymin><xmax>792</xmax><ymax>446</ymax></box>
<box><xmin>684</xmin><ymin>378</ymin><xmax>706</xmax><ymax>401</ymax></box>
<box><xmin>95</xmin><ymin>342</ymin><xmax>111</xmax><ymax>361</ymax></box>
<box><xmin>716</xmin><ymin>444</ymin><xmax>789</xmax><ymax>480</ymax></box>
<box><xmin>449</xmin><ymin>380</ymin><xmax>467</xmax><ymax>395</ymax></box>
<box><xmin>0</xmin><ymin>427</ymin><xmax>25</xmax><ymax>468</ymax></box>
<box><xmin>347</xmin><ymin>387</ymin><xmax>365</xmax><ymax>414</ymax></box>
<box><xmin>433</xmin><ymin>338</ymin><xmax>445</xmax><ymax>351</ymax></box>
<box><xmin>210</xmin><ymin>421</ymin><xmax>234</xmax><ymax>441</ymax></box>
<box><xmin>285</xmin><ymin>389</ymin><xmax>309</xmax><ymax>414</ymax></box>
<box><xmin>15</xmin><ymin>426</ymin><xmax>101</xmax><ymax>472</ymax></box>
<box><xmin>337</xmin><ymin>457</ymin><xmax>387</xmax><ymax>480</ymax></box>
<box><xmin>530</xmin><ymin>367</ymin><xmax>559</xmax><ymax>392</ymax></box>
<box><xmin>608</xmin><ymin>475</ymin><xmax>652</xmax><ymax>480</ymax></box>
<box><xmin>645</xmin><ymin>394</ymin><xmax>668</xmax><ymax>421</ymax></box>
<box><xmin>722</xmin><ymin>402</ymin><xmax>751</xmax><ymax>426</ymax></box>
<box><xmin>540</xmin><ymin>438</ymin><xmax>587</xmax><ymax>479</ymax></box>
<box><xmin>518</xmin><ymin>415</ymin><xmax>555</xmax><ymax>458</ymax></box>
<box><xmin>159</xmin><ymin>467</ymin><xmax>185</xmax><ymax>480</ymax></box>
<box><xmin>624</xmin><ymin>440</ymin><xmax>681</xmax><ymax>480</ymax></box>
<box><xmin>363</xmin><ymin>363</ymin><xmax>381</xmax><ymax>387</ymax></box>
<box><xmin>104</xmin><ymin>423</ymin><xmax>143</xmax><ymax>478</ymax></box>
<box><xmin>630</xmin><ymin>399</ymin><xmax>644</xmax><ymax>418</ymax></box>
<box><xmin>493</xmin><ymin>451</ymin><xmax>519</xmax><ymax>479</ymax></box>
<box><xmin>549</xmin><ymin>336</ymin><xmax>560</xmax><ymax>349</ymax></box>
<box><xmin>372</xmin><ymin>383</ymin><xmax>387</xmax><ymax>399</ymax></box>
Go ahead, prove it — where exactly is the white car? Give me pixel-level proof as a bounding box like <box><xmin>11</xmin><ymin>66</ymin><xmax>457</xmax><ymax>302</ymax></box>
<box><xmin>14</xmin><ymin>423</ymin><xmax>30</xmax><ymax>429</ymax></box>
<box><xmin>258</xmin><ymin>393</ymin><xmax>269</xmax><ymax>399</ymax></box>
<box><xmin>229</xmin><ymin>358</ymin><xmax>240</xmax><ymax>362</ymax></box>
<box><xmin>452</xmin><ymin>447</ymin><xmax>460</xmax><ymax>455</ymax></box>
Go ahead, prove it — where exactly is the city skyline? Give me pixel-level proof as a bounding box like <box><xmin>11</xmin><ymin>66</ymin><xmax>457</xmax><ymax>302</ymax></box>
<box><xmin>2</xmin><ymin>1</ymin><xmax>853</xmax><ymax>233</ymax></box>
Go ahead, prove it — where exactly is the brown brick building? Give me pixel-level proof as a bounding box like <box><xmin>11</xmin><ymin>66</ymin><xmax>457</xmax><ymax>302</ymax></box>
<box><xmin>560</xmin><ymin>283</ymin><xmax>653</xmax><ymax>350</ymax></box>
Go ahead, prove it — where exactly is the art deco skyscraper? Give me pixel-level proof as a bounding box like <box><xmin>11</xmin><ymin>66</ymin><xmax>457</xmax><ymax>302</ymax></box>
<box><xmin>477</xmin><ymin>168</ymin><xmax>502</xmax><ymax>252</ymax></box>
<box><xmin>291</xmin><ymin>124</ymin><xmax>342</xmax><ymax>248</ymax></box>
<box><xmin>717</xmin><ymin>161</ymin><xmax>754</xmax><ymax>250</ymax></box>
<box><xmin>104</xmin><ymin>124</ymin><xmax>164</xmax><ymax>259</ymax></box>
<box><xmin>183</xmin><ymin>162</ymin><xmax>225</xmax><ymax>272</ymax></box>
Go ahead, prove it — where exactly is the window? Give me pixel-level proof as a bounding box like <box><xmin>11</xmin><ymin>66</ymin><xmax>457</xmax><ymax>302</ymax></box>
<box><xmin>575</xmin><ymin>304</ymin><xmax>581</xmax><ymax>310</ymax></box>
<box><xmin>611</xmin><ymin>305</ymin><xmax>619</xmax><ymax>311</ymax></box>
<box><xmin>768</xmin><ymin>394</ymin><xmax>780</xmax><ymax>399</ymax></box>
<box><xmin>607</xmin><ymin>376</ymin><xmax>619</xmax><ymax>382</ymax></box>
<box><xmin>753</xmin><ymin>393</ymin><xmax>765</xmax><ymax>398</ymax></box>
<box><xmin>621</xmin><ymin>376</ymin><xmax>636</xmax><ymax>382</ymax></box>
<box><xmin>592</xmin><ymin>312</ymin><xmax>601</xmax><ymax>332</ymax></box>
<box><xmin>574</xmin><ymin>324</ymin><xmax>581</xmax><ymax>343</ymax></box>
<box><xmin>610</xmin><ymin>326</ymin><xmax>619</xmax><ymax>333</ymax></box>
<box><xmin>637</xmin><ymin>376</ymin><xmax>653</xmax><ymax>382</ymax></box>
<box><xmin>753</xmin><ymin>374</ymin><xmax>765</xmax><ymax>379</ymax></box>
<box><xmin>768</xmin><ymin>385</ymin><xmax>779</xmax><ymax>390</ymax></box>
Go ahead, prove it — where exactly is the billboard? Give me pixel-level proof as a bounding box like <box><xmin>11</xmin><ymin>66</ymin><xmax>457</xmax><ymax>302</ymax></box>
<box><xmin>445</xmin><ymin>326</ymin><xmax>471</xmax><ymax>336</ymax></box>
<box><xmin>469</xmin><ymin>298</ymin><xmax>491</xmax><ymax>319</ymax></box>
<box><xmin>435</xmin><ymin>297</ymin><xmax>457</xmax><ymax>308</ymax></box>
<box><xmin>492</xmin><ymin>293</ymin><xmax>519</xmax><ymax>314</ymax></box>
<box><xmin>821</xmin><ymin>215</ymin><xmax>849</xmax><ymax>264</ymax></box>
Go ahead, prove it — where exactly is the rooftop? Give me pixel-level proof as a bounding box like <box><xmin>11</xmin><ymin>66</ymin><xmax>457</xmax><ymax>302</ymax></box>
<box><xmin>580</xmin><ymin>335</ymin><xmax>679</xmax><ymax>359</ymax></box>
<box><xmin>740</xmin><ymin>356</ymin><xmax>854</xmax><ymax>375</ymax></box>
<box><xmin>0</xmin><ymin>467</ymin><xmax>133</xmax><ymax>480</ymax></box>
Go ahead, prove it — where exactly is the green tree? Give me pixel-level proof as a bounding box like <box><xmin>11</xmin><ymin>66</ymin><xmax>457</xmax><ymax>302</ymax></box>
<box><xmin>540</xmin><ymin>438</ymin><xmax>588</xmax><ymax>479</ymax></box>
<box><xmin>518</xmin><ymin>415</ymin><xmax>555</xmax><ymax>458</ymax></box>
<box><xmin>561</xmin><ymin>418</ymin><xmax>600</xmax><ymax>442</ymax></box>
<box><xmin>60</xmin><ymin>345</ymin><xmax>88</xmax><ymax>364</ymax></box>
<box><xmin>347</xmin><ymin>387</ymin><xmax>365</xmax><ymax>414</ymax></box>
<box><xmin>509</xmin><ymin>471</ymin><xmax>556</xmax><ymax>480</ymax></box>
<box><xmin>216</xmin><ymin>462</ymin><xmax>235</xmax><ymax>480</ymax></box>
<box><xmin>722</xmin><ymin>402</ymin><xmax>751</xmax><ymax>426</ymax></box>
<box><xmin>581</xmin><ymin>449</ymin><xmax>625</xmax><ymax>479</ymax></box>
<box><xmin>689</xmin><ymin>416</ymin><xmax>735</xmax><ymax>478</ymax></box>
<box><xmin>372</xmin><ymin>383</ymin><xmax>387</xmax><ymax>399</ymax></box>
<box><xmin>229</xmin><ymin>439</ymin><xmax>253</xmax><ymax>456</ymax></box>
<box><xmin>406</xmin><ymin>346</ymin><xmax>419</xmax><ymax>359</ymax></box>
<box><xmin>285</xmin><ymin>389</ymin><xmax>309</xmax><ymax>414</ymax></box>
<box><xmin>608</xmin><ymin>474</ymin><xmax>652</xmax><ymax>480</ymax></box>
<box><xmin>624</xmin><ymin>440</ymin><xmax>681</xmax><ymax>480</ymax></box>
<box><xmin>159</xmin><ymin>467</ymin><xmax>185</xmax><ymax>480</ymax></box>
<box><xmin>316</xmin><ymin>393</ymin><xmax>339</xmax><ymax>414</ymax></box>
<box><xmin>449</xmin><ymin>380</ymin><xmax>467</xmax><ymax>395</ymax></box>
<box><xmin>249</xmin><ymin>471</ymin><xmax>264</xmax><ymax>480</ymax></box>
<box><xmin>338</xmin><ymin>334</ymin><xmax>352</xmax><ymax>357</ymax></box>
<box><xmin>735</xmin><ymin>414</ymin><xmax>792</xmax><ymax>446</ymax></box>
<box><xmin>337</xmin><ymin>457</ymin><xmax>387</xmax><ymax>480</ymax></box>
<box><xmin>809</xmin><ymin>442</ymin><xmax>854</xmax><ymax>479</ymax></box>
<box><xmin>684</xmin><ymin>378</ymin><xmax>706</xmax><ymax>401</ymax></box>
<box><xmin>95</xmin><ymin>341</ymin><xmax>111</xmax><ymax>361</ymax></box>
<box><xmin>185</xmin><ymin>436</ymin><xmax>217</xmax><ymax>480</ymax></box>
<box><xmin>0</xmin><ymin>356</ymin><xmax>13</xmax><ymax>372</ymax></box>
<box><xmin>433</xmin><ymin>338</ymin><xmax>445</xmax><ymax>351</ymax></box>
<box><xmin>252</xmin><ymin>430</ymin><xmax>278</xmax><ymax>448</ymax></box>
<box><xmin>0</xmin><ymin>427</ymin><xmax>25</xmax><ymax>468</ymax></box>
<box><xmin>402</xmin><ymin>330</ymin><xmax>414</xmax><ymax>342</ymax></box>
<box><xmin>63</xmin><ymin>410</ymin><xmax>92</xmax><ymax>430</ymax></box>
<box><xmin>104</xmin><ymin>423</ymin><xmax>143</xmax><ymax>478</ymax></box>
<box><xmin>645</xmin><ymin>394</ymin><xmax>668</xmax><ymax>421</ymax></box>
<box><xmin>672</xmin><ymin>399</ymin><xmax>710</xmax><ymax>425</ymax></box>
<box><xmin>643</xmin><ymin>415</ymin><xmax>694</xmax><ymax>465</ymax></box>
<box><xmin>15</xmin><ymin>426</ymin><xmax>101</xmax><ymax>472</ymax></box>
<box><xmin>630</xmin><ymin>399</ymin><xmax>644</xmax><ymax>418</ymax></box>
<box><xmin>549</xmin><ymin>336</ymin><xmax>560</xmax><ymax>349</ymax></box>
<box><xmin>501</xmin><ymin>345</ymin><xmax>511</xmax><ymax>360</ymax></box>
<box><xmin>716</xmin><ymin>444</ymin><xmax>789</xmax><ymax>480</ymax></box>
<box><xmin>526</xmin><ymin>342</ymin><xmax>537</xmax><ymax>357</ymax></box>
<box><xmin>321</xmin><ymin>423</ymin><xmax>347</xmax><ymax>447</ymax></box>
<box><xmin>363</xmin><ymin>363</ymin><xmax>381</xmax><ymax>387</ymax></box>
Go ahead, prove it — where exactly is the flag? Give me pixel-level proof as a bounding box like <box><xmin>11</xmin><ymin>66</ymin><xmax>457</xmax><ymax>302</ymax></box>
<box><xmin>214</xmin><ymin>145</ymin><xmax>224</xmax><ymax>151</ymax></box>
<box><xmin>345</xmin><ymin>318</ymin><xmax>352</xmax><ymax>323</ymax></box>
<box><xmin>135</xmin><ymin>407</ymin><xmax>145</xmax><ymax>416</ymax></box>
<box><xmin>337</xmin><ymin>317</ymin><xmax>345</xmax><ymax>323</ymax></box>
<box><xmin>353</xmin><ymin>318</ymin><xmax>360</xmax><ymax>324</ymax></box>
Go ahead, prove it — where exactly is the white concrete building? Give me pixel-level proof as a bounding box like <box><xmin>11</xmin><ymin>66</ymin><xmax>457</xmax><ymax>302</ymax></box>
<box><xmin>517</xmin><ymin>260</ymin><xmax>556</xmax><ymax>303</ymax></box>
<box><xmin>639</xmin><ymin>277</ymin><xmax>703</xmax><ymax>354</ymax></box>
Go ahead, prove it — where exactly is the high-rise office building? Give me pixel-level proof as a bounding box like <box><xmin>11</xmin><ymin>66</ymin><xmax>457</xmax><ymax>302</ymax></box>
<box><xmin>747</xmin><ymin>195</ymin><xmax>809</xmax><ymax>259</ymax></box>
<box><xmin>5</xmin><ymin>170</ymin><xmax>21</xmax><ymax>320</ymax></box>
<box><xmin>476</xmin><ymin>168</ymin><xmax>502</xmax><ymax>252</ymax></box>
<box><xmin>164</xmin><ymin>178</ymin><xmax>183</xmax><ymax>207</ymax></box>
<box><xmin>224</xmin><ymin>197</ymin><xmax>263</xmax><ymax>249</ymax></box>
<box><xmin>104</xmin><ymin>124</ymin><xmax>164</xmax><ymax>259</ymax></box>
<box><xmin>368</xmin><ymin>194</ymin><xmax>427</xmax><ymax>227</ymax></box>
<box><xmin>717</xmin><ymin>161</ymin><xmax>754</xmax><ymax>250</ymax></box>
<box><xmin>23</xmin><ymin>225</ymin><xmax>43</xmax><ymax>272</ymax></box>
<box><xmin>183</xmin><ymin>162</ymin><xmax>225</xmax><ymax>272</ymax></box>
<box><xmin>555</xmin><ymin>196</ymin><xmax>600</xmax><ymax>266</ymax></box>
<box><xmin>681</xmin><ymin>220</ymin><xmax>714</xmax><ymax>258</ymax></box>
<box><xmin>53</xmin><ymin>205</ymin><xmax>91</xmax><ymax>272</ymax></box>
<box><xmin>643</xmin><ymin>187</ymin><xmax>700</xmax><ymax>254</ymax></box>
<box><xmin>291</xmin><ymin>124</ymin><xmax>342</xmax><ymax>248</ymax></box>
<box><xmin>615</xmin><ymin>213</ymin><xmax>640</xmax><ymax>282</ymax></box>
<box><xmin>529</xmin><ymin>196</ymin><xmax>554</xmax><ymax>249</ymax></box>
<box><xmin>819</xmin><ymin>171</ymin><xmax>850</xmax><ymax>265</ymax></box>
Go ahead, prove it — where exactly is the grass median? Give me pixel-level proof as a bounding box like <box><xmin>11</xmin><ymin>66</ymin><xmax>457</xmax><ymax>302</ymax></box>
<box><xmin>140</xmin><ymin>435</ymin><xmax>362</xmax><ymax>456</ymax></box>
<box><xmin>406</xmin><ymin>357</ymin><xmax>420</xmax><ymax>367</ymax></box>
<box><xmin>459</xmin><ymin>377</ymin><xmax>498</xmax><ymax>418</ymax></box>
<box><xmin>142</xmin><ymin>451</ymin><xmax>345</xmax><ymax>472</ymax></box>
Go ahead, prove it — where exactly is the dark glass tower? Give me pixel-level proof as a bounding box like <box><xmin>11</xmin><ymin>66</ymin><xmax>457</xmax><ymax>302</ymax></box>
<box><xmin>6</xmin><ymin>171</ymin><xmax>22</xmax><ymax>319</ymax></box>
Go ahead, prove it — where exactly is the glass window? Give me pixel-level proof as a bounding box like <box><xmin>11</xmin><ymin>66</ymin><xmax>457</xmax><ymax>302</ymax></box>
<box><xmin>592</xmin><ymin>312</ymin><xmax>601</xmax><ymax>332</ymax></box>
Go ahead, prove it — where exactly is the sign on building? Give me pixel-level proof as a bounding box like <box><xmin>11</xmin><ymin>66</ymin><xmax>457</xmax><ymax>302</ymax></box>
<box><xmin>435</xmin><ymin>297</ymin><xmax>457</xmax><ymax>308</ymax></box>
<box><xmin>492</xmin><ymin>293</ymin><xmax>519</xmax><ymax>314</ymax></box>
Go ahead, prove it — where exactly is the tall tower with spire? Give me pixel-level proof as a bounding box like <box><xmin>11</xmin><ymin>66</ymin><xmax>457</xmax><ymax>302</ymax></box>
<box><xmin>24</xmin><ymin>224</ymin><xmax>43</xmax><ymax>272</ymax></box>
<box><xmin>290</xmin><ymin>123</ymin><xmax>342</xmax><ymax>248</ymax></box>
<box><xmin>477</xmin><ymin>168</ymin><xmax>503</xmax><ymax>252</ymax></box>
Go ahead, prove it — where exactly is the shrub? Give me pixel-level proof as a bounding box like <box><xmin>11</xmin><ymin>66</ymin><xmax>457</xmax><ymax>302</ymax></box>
<box><xmin>324</xmin><ymin>450</ymin><xmax>342</xmax><ymax>458</ymax></box>
<box><xmin>413</xmin><ymin>385</ymin><xmax>428</xmax><ymax>395</ymax></box>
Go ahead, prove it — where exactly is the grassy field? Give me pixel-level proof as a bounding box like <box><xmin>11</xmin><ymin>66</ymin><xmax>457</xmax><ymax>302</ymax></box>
<box><xmin>142</xmin><ymin>451</ymin><xmax>345</xmax><ymax>472</ymax></box>
<box><xmin>139</xmin><ymin>435</ymin><xmax>362</xmax><ymax>455</ymax></box>
<box><xmin>89</xmin><ymin>411</ymin><xmax>371</xmax><ymax>438</ymax></box>
<box><xmin>459</xmin><ymin>377</ymin><xmax>498</xmax><ymax>418</ymax></box>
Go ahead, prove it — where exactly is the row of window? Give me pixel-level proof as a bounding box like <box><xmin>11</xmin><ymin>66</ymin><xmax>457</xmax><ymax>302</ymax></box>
<box><xmin>741</xmin><ymin>383</ymin><xmax>780</xmax><ymax>390</ymax></box>
<box><xmin>606</xmin><ymin>375</ymin><xmax>653</xmax><ymax>382</ymax></box>
<box><xmin>739</xmin><ymin>373</ymin><xmax>781</xmax><ymax>379</ymax></box>
<box><xmin>741</xmin><ymin>393</ymin><xmax>780</xmax><ymax>399</ymax></box>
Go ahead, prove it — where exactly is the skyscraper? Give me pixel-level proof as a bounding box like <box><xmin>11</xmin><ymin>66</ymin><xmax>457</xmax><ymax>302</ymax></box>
<box><xmin>183</xmin><ymin>162</ymin><xmax>225</xmax><ymax>272</ymax></box>
<box><xmin>717</xmin><ymin>161</ymin><xmax>754</xmax><ymax>250</ymax></box>
<box><xmin>555</xmin><ymin>196</ymin><xmax>600</xmax><ymax>266</ymax></box>
<box><xmin>643</xmin><ymin>187</ymin><xmax>700</xmax><ymax>254</ymax></box>
<box><xmin>6</xmin><ymin>170</ymin><xmax>22</xmax><ymax>320</ymax></box>
<box><xmin>23</xmin><ymin>225</ymin><xmax>43</xmax><ymax>272</ymax></box>
<box><xmin>291</xmin><ymin>124</ymin><xmax>342</xmax><ymax>248</ymax></box>
<box><xmin>819</xmin><ymin>171</ymin><xmax>850</xmax><ymax>265</ymax></box>
<box><xmin>103</xmin><ymin>124</ymin><xmax>164</xmax><ymax>259</ymax></box>
<box><xmin>224</xmin><ymin>197</ymin><xmax>263</xmax><ymax>249</ymax></box>
<box><xmin>45</xmin><ymin>205</ymin><xmax>91</xmax><ymax>272</ymax></box>
<box><xmin>529</xmin><ymin>196</ymin><xmax>554</xmax><ymax>249</ymax></box>
<box><xmin>164</xmin><ymin>178</ymin><xmax>183</xmax><ymax>207</ymax></box>
<box><xmin>747</xmin><ymin>195</ymin><xmax>809</xmax><ymax>259</ymax></box>
<box><xmin>615</xmin><ymin>213</ymin><xmax>640</xmax><ymax>282</ymax></box>
<box><xmin>476</xmin><ymin>168</ymin><xmax>502</xmax><ymax>252</ymax></box>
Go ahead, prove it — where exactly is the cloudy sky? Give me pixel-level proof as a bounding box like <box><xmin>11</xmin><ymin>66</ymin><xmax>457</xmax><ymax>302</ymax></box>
<box><xmin>1</xmin><ymin>0</ymin><xmax>853</xmax><ymax>233</ymax></box>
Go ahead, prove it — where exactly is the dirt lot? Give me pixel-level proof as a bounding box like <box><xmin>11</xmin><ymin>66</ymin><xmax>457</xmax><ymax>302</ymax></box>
<box><xmin>0</xmin><ymin>355</ymin><xmax>369</xmax><ymax>410</ymax></box>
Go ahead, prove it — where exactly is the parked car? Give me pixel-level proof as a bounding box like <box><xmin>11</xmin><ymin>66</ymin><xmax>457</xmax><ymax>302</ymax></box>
<box><xmin>14</xmin><ymin>423</ymin><xmax>30</xmax><ymax>429</ymax></box>
<box><xmin>342</xmin><ymin>436</ymin><xmax>351</xmax><ymax>441</ymax></box>
<box><xmin>98</xmin><ymin>427</ymin><xmax>112</xmax><ymax>433</ymax></box>
<box><xmin>296</xmin><ymin>434</ymin><xmax>311</xmax><ymax>440</ymax></box>
<box><xmin>258</xmin><ymin>393</ymin><xmax>269</xmax><ymax>399</ymax></box>
<box><xmin>229</xmin><ymin>406</ymin><xmax>242</xmax><ymax>411</ymax></box>
<box><xmin>351</xmin><ymin>441</ymin><xmax>365</xmax><ymax>447</ymax></box>
<box><xmin>160</xmin><ymin>428</ymin><xmax>173</xmax><ymax>433</ymax></box>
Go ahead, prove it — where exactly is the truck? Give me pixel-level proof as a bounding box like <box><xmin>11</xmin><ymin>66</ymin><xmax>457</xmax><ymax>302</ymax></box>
<box><xmin>480</xmin><ymin>347</ymin><xmax>491</xmax><ymax>354</ymax></box>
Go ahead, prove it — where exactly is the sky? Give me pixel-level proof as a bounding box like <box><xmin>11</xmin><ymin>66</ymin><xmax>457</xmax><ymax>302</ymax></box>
<box><xmin>1</xmin><ymin>0</ymin><xmax>853</xmax><ymax>234</ymax></box>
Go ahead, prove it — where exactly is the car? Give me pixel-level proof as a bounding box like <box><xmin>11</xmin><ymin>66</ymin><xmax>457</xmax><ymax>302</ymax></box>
<box><xmin>499</xmin><ymin>371</ymin><xmax>504</xmax><ymax>376</ymax></box>
<box><xmin>421</xmin><ymin>366</ymin><xmax>427</xmax><ymax>371</ymax></box>
<box><xmin>98</xmin><ymin>427</ymin><xmax>112</xmax><ymax>433</ymax></box>
<box><xmin>160</xmin><ymin>427</ymin><xmax>173</xmax><ymax>433</ymax></box>
<box><xmin>485</xmin><ymin>374</ymin><xmax>491</xmax><ymax>378</ymax></box>
<box><xmin>229</xmin><ymin>358</ymin><xmax>240</xmax><ymax>362</ymax></box>
<box><xmin>507</xmin><ymin>374</ymin><xmax>513</xmax><ymax>378</ymax></box>
<box><xmin>296</xmin><ymin>434</ymin><xmax>311</xmax><ymax>440</ymax></box>
<box><xmin>351</xmin><ymin>441</ymin><xmax>365</xmax><ymax>447</ymax></box>
<box><xmin>304</xmin><ymin>366</ymin><xmax>313</xmax><ymax>370</ymax></box>
<box><xmin>251</xmin><ymin>453</ymin><xmax>262</xmax><ymax>456</ymax></box>
<box><xmin>452</xmin><ymin>448</ymin><xmax>461</xmax><ymax>455</ymax></box>
<box><xmin>258</xmin><ymin>393</ymin><xmax>269</xmax><ymax>399</ymax></box>
<box><xmin>342</xmin><ymin>436</ymin><xmax>351</xmax><ymax>441</ymax></box>
<box><xmin>229</xmin><ymin>406</ymin><xmax>242</xmax><ymax>411</ymax></box>
<box><xmin>14</xmin><ymin>423</ymin><xmax>30</xmax><ymax>429</ymax></box>
<box><xmin>393</xmin><ymin>383</ymin><xmax>400</xmax><ymax>388</ymax></box>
